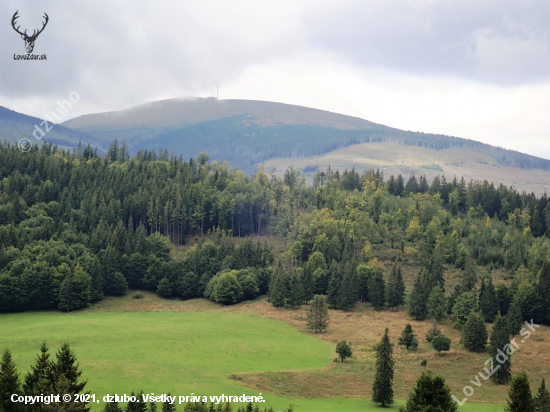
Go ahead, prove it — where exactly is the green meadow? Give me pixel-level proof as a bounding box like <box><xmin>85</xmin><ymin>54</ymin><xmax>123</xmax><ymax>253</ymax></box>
<box><xmin>0</xmin><ymin>310</ymin><xmax>502</xmax><ymax>412</ymax></box>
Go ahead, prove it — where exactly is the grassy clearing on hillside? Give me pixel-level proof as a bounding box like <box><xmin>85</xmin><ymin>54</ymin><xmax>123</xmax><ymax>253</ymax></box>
<box><xmin>88</xmin><ymin>293</ymin><xmax>547</xmax><ymax>406</ymax></box>
<box><xmin>0</xmin><ymin>310</ymin><xmax>334</xmax><ymax>411</ymax></box>
<box><xmin>1</xmin><ymin>292</ymin><xmax>537</xmax><ymax>411</ymax></box>
<box><xmin>264</xmin><ymin>142</ymin><xmax>550</xmax><ymax>195</ymax></box>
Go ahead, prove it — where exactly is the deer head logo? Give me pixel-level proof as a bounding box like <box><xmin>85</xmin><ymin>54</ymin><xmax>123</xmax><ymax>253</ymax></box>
<box><xmin>11</xmin><ymin>11</ymin><xmax>49</xmax><ymax>54</ymax></box>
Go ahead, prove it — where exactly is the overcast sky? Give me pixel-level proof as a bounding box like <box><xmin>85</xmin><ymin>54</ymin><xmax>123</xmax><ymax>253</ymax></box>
<box><xmin>1</xmin><ymin>0</ymin><xmax>549</xmax><ymax>159</ymax></box>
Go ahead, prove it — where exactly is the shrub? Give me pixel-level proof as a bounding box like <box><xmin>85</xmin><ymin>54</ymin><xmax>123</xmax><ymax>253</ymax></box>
<box><xmin>335</xmin><ymin>340</ymin><xmax>352</xmax><ymax>362</ymax></box>
<box><xmin>425</xmin><ymin>324</ymin><xmax>441</xmax><ymax>343</ymax></box>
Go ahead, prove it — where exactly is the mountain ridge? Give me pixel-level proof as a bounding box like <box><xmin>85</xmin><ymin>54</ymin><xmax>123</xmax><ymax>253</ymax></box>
<box><xmin>1</xmin><ymin>98</ymin><xmax>549</xmax><ymax>181</ymax></box>
<box><xmin>61</xmin><ymin>97</ymin><xmax>550</xmax><ymax>173</ymax></box>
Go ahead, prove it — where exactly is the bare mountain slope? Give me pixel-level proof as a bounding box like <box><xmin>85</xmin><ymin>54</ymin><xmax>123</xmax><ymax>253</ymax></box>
<box><xmin>265</xmin><ymin>142</ymin><xmax>550</xmax><ymax>195</ymax></box>
<box><xmin>63</xmin><ymin>97</ymin><xmax>378</xmax><ymax>135</ymax></box>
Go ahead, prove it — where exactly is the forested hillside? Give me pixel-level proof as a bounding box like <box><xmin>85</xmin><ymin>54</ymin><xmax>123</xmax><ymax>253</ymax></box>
<box><xmin>1</xmin><ymin>141</ymin><xmax>549</xmax><ymax>331</ymax></box>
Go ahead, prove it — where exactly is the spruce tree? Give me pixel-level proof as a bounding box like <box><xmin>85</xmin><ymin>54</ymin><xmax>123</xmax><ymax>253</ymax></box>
<box><xmin>149</xmin><ymin>401</ymin><xmax>158</xmax><ymax>412</ymax></box>
<box><xmin>479</xmin><ymin>278</ymin><xmax>499</xmax><ymax>322</ymax></box>
<box><xmin>136</xmin><ymin>392</ymin><xmax>147</xmax><ymax>412</ymax></box>
<box><xmin>0</xmin><ymin>349</ymin><xmax>22</xmax><ymax>412</ymax></box>
<box><xmin>355</xmin><ymin>264</ymin><xmax>371</xmax><ymax>302</ymax></box>
<box><xmin>537</xmin><ymin>259</ymin><xmax>550</xmax><ymax>324</ymax></box>
<box><xmin>408</xmin><ymin>270</ymin><xmax>429</xmax><ymax>320</ymax></box>
<box><xmin>430</xmin><ymin>240</ymin><xmax>445</xmax><ymax>286</ymax></box>
<box><xmin>161</xmin><ymin>394</ymin><xmax>176</xmax><ymax>412</ymax></box>
<box><xmin>446</xmin><ymin>284</ymin><xmax>463</xmax><ymax>315</ymax></box>
<box><xmin>268</xmin><ymin>265</ymin><xmax>287</xmax><ymax>310</ymax></box>
<box><xmin>326</xmin><ymin>267</ymin><xmax>342</xmax><ymax>308</ymax></box>
<box><xmin>126</xmin><ymin>391</ymin><xmax>139</xmax><ymax>412</ymax></box>
<box><xmin>336</xmin><ymin>262</ymin><xmax>357</xmax><ymax>310</ymax></box>
<box><xmin>23</xmin><ymin>342</ymin><xmax>51</xmax><ymax>396</ymax></box>
<box><xmin>368</xmin><ymin>268</ymin><xmax>385</xmax><ymax>310</ymax></box>
<box><xmin>385</xmin><ymin>265</ymin><xmax>405</xmax><ymax>310</ymax></box>
<box><xmin>300</xmin><ymin>265</ymin><xmax>315</xmax><ymax>304</ymax></box>
<box><xmin>461</xmin><ymin>313</ymin><xmax>488</xmax><ymax>352</ymax></box>
<box><xmin>305</xmin><ymin>295</ymin><xmax>329</xmax><ymax>333</ymax></box>
<box><xmin>398</xmin><ymin>324</ymin><xmax>418</xmax><ymax>350</ymax></box>
<box><xmin>427</xmin><ymin>285</ymin><xmax>447</xmax><ymax>321</ymax></box>
<box><xmin>478</xmin><ymin>278</ymin><xmax>486</xmax><ymax>303</ymax></box>
<box><xmin>496</xmin><ymin>281</ymin><xmax>512</xmax><ymax>316</ymax></box>
<box><xmin>505</xmin><ymin>371</ymin><xmax>534</xmax><ymax>412</ymax></box>
<box><xmin>50</xmin><ymin>343</ymin><xmax>88</xmax><ymax>399</ymax></box>
<box><xmin>508</xmin><ymin>298</ymin><xmax>524</xmax><ymax>337</ymax></box>
<box><xmin>462</xmin><ymin>255</ymin><xmax>478</xmax><ymax>292</ymax></box>
<box><xmin>103</xmin><ymin>402</ymin><xmax>123</xmax><ymax>412</ymax></box>
<box><xmin>490</xmin><ymin>314</ymin><xmax>512</xmax><ymax>384</ymax></box>
<box><xmin>335</xmin><ymin>340</ymin><xmax>352</xmax><ymax>362</ymax></box>
<box><xmin>372</xmin><ymin>328</ymin><xmax>394</xmax><ymax>407</ymax></box>
<box><xmin>110</xmin><ymin>272</ymin><xmax>129</xmax><ymax>296</ymax></box>
<box><xmin>535</xmin><ymin>378</ymin><xmax>550</xmax><ymax>412</ymax></box>
<box><xmin>286</xmin><ymin>269</ymin><xmax>304</xmax><ymax>308</ymax></box>
<box><xmin>402</xmin><ymin>373</ymin><xmax>457</xmax><ymax>412</ymax></box>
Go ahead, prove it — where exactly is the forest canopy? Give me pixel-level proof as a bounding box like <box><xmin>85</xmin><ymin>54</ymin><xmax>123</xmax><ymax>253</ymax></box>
<box><xmin>0</xmin><ymin>141</ymin><xmax>549</xmax><ymax>324</ymax></box>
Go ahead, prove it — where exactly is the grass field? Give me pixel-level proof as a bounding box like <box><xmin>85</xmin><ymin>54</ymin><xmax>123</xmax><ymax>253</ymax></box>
<box><xmin>0</xmin><ymin>293</ymin><xmax>522</xmax><ymax>412</ymax></box>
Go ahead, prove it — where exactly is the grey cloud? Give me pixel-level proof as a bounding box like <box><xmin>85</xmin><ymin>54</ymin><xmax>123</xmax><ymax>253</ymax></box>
<box><xmin>305</xmin><ymin>0</ymin><xmax>550</xmax><ymax>85</ymax></box>
<box><xmin>0</xmin><ymin>0</ymin><xmax>305</xmax><ymax>112</ymax></box>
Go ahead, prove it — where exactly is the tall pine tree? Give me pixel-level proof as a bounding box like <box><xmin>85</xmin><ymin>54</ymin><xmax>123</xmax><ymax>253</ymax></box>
<box><xmin>408</xmin><ymin>269</ymin><xmax>429</xmax><ymax>320</ymax></box>
<box><xmin>508</xmin><ymin>298</ymin><xmax>524</xmax><ymax>337</ymax></box>
<box><xmin>461</xmin><ymin>313</ymin><xmax>488</xmax><ymax>352</ymax></box>
<box><xmin>385</xmin><ymin>265</ymin><xmax>405</xmax><ymax>310</ymax></box>
<box><xmin>306</xmin><ymin>295</ymin><xmax>329</xmax><ymax>333</ymax></box>
<box><xmin>161</xmin><ymin>394</ymin><xmax>176</xmax><ymax>412</ymax></box>
<box><xmin>268</xmin><ymin>263</ymin><xmax>287</xmax><ymax>310</ymax></box>
<box><xmin>535</xmin><ymin>378</ymin><xmax>550</xmax><ymax>412</ymax></box>
<box><xmin>372</xmin><ymin>328</ymin><xmax>394</xmax><ymax>407</ymax></box>
<box><xmin>368</xmin><ymin>267</ymin><xmax>386</xmax><ymax>310</ymax></box>
<box><xmin>0</xmin><ymin>349</ymin><xmax>22</xmax><ymax>412</ymax></box>
<box><xmin>427</xmin><ymin>285</ymin><xmax>447</xmax><ymax>321</ymax></box>
<box><xmin>479</xmin><ymin>278</ymin><xmax>499</xmax><ymax>322</ymax></box>
<box><xmin>490</xmin><ymin>314</ymin><xmax>512</xmax><ymax>384</ymax></box>
<box><xmin>505</xmin><ymin>371</ymin><xmax>534</xmax><ymax>412</ymax></box>
<box><xmin>537</xmin><ymin>259</ymin><xmax>550</xmax><ymax>324</ymax></box>
<box><xmin>23</xmin><ymin>342</ymin><xmax>51</xmax><ymax>397</ymax></box>
<box><xmin>50</xmin><ymin>342</ymin><xmax>89</xmax><ymax>409</ymax></box>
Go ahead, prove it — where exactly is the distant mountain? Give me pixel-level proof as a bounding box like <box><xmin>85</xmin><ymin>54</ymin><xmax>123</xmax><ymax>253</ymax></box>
<box><xmin>3</xmin><ymin>98</ymin><xmax>550</xmax><ymax>184</ymax></box>
<box><xmin>0</xmin><ymin>106</ymin><xmax>104</xmax><ymax>151</ymax></box>
<box><xmin>61</xmin><ymin>97</ymin><xmax>550</xmax><ymax>174</ymax></box>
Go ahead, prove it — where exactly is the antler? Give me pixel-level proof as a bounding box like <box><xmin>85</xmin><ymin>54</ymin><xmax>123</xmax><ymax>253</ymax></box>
<box><xmin>11</xmin><ymin>11</ymin><xmax>26</xmax><ymax>37</ymax></box>
<box><xmin>11</xmin><ymin>11</ymin><xmax>49</xmax><ymax>40</ymax></box>
<box><xmin>30</xmin><ymin>13</ymin><xmax>49</xmax><ymax>39</ymax></box>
